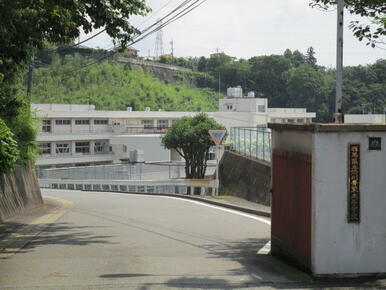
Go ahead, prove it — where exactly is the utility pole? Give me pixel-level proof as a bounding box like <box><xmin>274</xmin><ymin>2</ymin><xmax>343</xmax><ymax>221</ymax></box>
<box><xmin>170</xmin><ymin>39</ymin><xmax>174</xmax><ymax>57</ymax></box>
<box><xmin>335</xmin><ymin>0</ymin><xmax>344</xmax><ymax>123</ymax></box>
<box><xmin>218</xmin><ymin>72</ymin><xmax>221</xmax><ymax>98</ymax></box>
<box><xmin>26</xmin><ymin>60</ymin><xmax>34</xmax><ymax>102</ymax></box>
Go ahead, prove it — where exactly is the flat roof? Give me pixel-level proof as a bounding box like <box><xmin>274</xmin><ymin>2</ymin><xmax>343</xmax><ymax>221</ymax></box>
<box><xmin>35</xmin><ymin>110</ymin><xmax>198</xmax><ymax>119</ymax></box>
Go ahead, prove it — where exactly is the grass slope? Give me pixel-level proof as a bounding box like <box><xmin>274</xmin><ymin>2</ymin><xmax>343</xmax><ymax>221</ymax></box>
<box><xmin>31</xmin><ymin>54</ymin><xmax>220</xmax><ymax>112</ymax></box>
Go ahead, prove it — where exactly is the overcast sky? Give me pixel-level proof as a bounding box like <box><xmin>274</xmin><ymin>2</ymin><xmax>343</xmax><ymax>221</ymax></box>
<box><xmin>81</xmin><ymin>0</ymin><xmax>385</xmax><ymax>68</ymax></box>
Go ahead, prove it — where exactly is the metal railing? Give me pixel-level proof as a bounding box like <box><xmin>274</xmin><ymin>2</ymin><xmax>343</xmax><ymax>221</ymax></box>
<box><xmin>39</xmin><ymin>126</ymin><xmax>169</xmax><ymax>135</ymax></box>
<box><xmin>123</xmin><ymin>126</ymin><xmax>169</xmax><ymax>134</ymax></box>
<box><xmin>229</xmin><ymin>127</ymin><xmax>272</xmax><ymax>163</ymax></box>
<box><xmin>37</xmin><ymin>161</ymin><xmax>217</xmax><ymax>195</ymax></box>
<box><xmin>37</xmin><ymin>161</ymin><xmax>216</xmax><ymax>181</ymax></box>
<box><xmin>38</xmin><ymin>178</ymin><xmax>216</xmax><ymax>195</ymax></box>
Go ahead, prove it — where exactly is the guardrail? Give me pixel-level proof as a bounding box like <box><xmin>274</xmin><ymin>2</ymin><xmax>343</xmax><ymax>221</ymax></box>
<box><xmin>37</xmin><ymin>162</ymin><xmax>216</xmax><ymax>181</ymax></box>
<box><xmin>39</xmin><ymin>178</ymin><xmax>216</xmax><ymax>195</ymax></box>
<box><xmin>115</xmin><ymin>57</ymin><xmax>193</xmax><ymax>72</ymax></box>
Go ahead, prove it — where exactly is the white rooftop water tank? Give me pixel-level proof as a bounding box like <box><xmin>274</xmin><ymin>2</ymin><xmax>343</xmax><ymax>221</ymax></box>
<box><xmin>227</xmin><ymin>86</ymin><xmax>243</xmax><ymax>98</ymax></box>
<box><xmin>247</xmin><ymin>92</ymin><xmax>255</xmax><ymax>98</ymax></box>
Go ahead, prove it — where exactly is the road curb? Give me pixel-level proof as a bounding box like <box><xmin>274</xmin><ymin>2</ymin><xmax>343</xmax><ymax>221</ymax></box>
<box><xmin>0</xmin><ymin>197</ymin><xmax>74</xmax><ymax>259</ymax></box>
<box><xmin>83</xmin><ymin>190</ymin><xmax>271</xmax><ymax>218</ymax></box>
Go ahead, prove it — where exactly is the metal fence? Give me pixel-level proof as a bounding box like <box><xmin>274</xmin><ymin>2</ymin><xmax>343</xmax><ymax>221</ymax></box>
<box><xmin>37</xmin><ymin>161</ymin><xmax>216</xmax><ymax>181</ymax></box>
<box><xmin>37</xmin><ymin>162</ymin><xmax>217</xmax><ymax>195</ymax></box>
<box><xmin>229</xmin><ymin>127</ymin><xmax>272</xmax><ymax>162</ymax></box>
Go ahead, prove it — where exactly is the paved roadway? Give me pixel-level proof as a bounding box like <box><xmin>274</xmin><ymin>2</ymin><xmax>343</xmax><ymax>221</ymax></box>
<box><xmin>0</xmin><ymin>189</ymin><xmax>311</xmax><ymax>289</ymax></box>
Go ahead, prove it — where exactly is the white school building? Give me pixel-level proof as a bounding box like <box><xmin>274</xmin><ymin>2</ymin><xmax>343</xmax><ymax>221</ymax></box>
<box><xmin>34</xmin><ymin>86</ymin><xmax>316</xmax><ymax>169</ymax></box>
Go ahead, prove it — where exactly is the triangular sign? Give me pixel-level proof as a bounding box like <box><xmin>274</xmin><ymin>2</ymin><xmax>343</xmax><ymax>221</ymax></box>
<box><xmin>209</xmin><ymin>130</ymin><xmax>226</xmax><ymax>145</ymax></box>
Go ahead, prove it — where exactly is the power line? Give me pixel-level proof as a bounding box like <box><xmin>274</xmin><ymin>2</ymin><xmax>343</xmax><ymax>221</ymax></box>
<box><xmin>137</xmin><ymin>0</ymin><xmax>192</xmax><ymax>36</ymax></box>
<box><xmin>56</xmin><ymin>0</ymin><xmax>207</xmax><ymax>79</ymax></box>
<box><xmin>137</xmin><ymin>0</ymin><xmax>175</xmax><ymax>29</ymax></box>
<box><xmin>72</xmin><ymin>29</ymin><xmax>107</xmax><ymax>47</ymax></box>
<box><xmin>72</xmin><ymin>0</ymin><xmax>178</xmax><ymax>48</ymax></box>
<box><xmin>130</xmin><ymin>0</ymin><xmax>207</xmax><ymax>47</ymax></box>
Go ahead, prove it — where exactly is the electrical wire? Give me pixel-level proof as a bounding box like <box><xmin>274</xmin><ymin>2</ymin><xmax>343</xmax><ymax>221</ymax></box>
<box><xmin>72</xmin><ymin>0</ymin><xmax>179</xmax><ymax>48</ymax></box>
<box><xmin>72</xmin><ymin>29</ymin><xmax>107</xmax><ymax>47</ymax></box>
<box><xmin>136</xmin><ymin>0</ymin><xmax>175</xmax><ymax>29</ymax></box>
<box><xmin>129</xmin><ymin>0</ymin><xmax>206</xmax><ymax>47</ymax></box>
<box><xmin>139</xmin><ymin>0</ymin><xmax>192</xmax><ymax>35</ymax></box>
<box><xmin>56</xmin><ymin>0</ymin><xmax>207</xmax><ymax>79</ymax></box>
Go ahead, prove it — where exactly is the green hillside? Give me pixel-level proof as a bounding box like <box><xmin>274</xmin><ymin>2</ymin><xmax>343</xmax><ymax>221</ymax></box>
<box><xmin>30</xmin><ymin>53</ymin><xmax>221</xmax><ymax>112</ymax></box>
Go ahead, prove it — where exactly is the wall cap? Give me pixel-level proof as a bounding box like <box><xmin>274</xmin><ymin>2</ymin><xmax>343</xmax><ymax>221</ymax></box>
<box><xmin>268</xmin><ymin>123</ymin><xmax>386</xmax><ymax>133</ymax></box>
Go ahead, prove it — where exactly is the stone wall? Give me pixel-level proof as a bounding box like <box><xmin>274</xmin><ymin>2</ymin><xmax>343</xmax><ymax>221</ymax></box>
<box><xmin>219</xmin><ymin>151</ymin><xmax>271</xmax><ymax>206</ymax></box>
<box><xmin>0</xmin><ymin>165</ymin><xmax>43</xmax><ymax>222</ymax></box>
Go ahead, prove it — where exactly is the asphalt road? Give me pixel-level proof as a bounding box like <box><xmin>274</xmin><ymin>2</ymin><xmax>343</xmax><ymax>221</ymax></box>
<box><xmin>0</xmin><ymin>189</ymin><xmax>310</xmax><ymax>289</ymax></box>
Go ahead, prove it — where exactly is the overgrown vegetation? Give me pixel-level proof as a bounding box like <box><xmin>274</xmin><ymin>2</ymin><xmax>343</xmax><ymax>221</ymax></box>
<box><xmin>0</xmin><ymin>120</ymin><xmax>19</xmax><ymax>174</ymax></box>
<box><xmin>30</xmin><ymin>53</ymin><xmax>221</xmax><ymax>112</ymax></box>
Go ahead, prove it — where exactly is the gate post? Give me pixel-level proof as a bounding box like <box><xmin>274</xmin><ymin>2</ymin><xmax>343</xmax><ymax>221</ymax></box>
<box><xmin>269</xmin><ymin>123</ymin><xmax>386</xmax><ymax>277</ymax></box>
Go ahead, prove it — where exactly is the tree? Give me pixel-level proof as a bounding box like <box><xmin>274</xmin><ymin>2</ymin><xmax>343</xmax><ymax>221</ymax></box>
<box><xmin>0</xmin><ymin>0</ymin><xmax>149</xmax><ymax>79</ymax></box>
<box><xmin>306</xmin><ymin>47</ymin><xmax>318</xmax><ymax>69</ymax></box>
<box><xmin>310</xmin><ymin>0</ymin><xmax>386</xmax><ymax>47</ymax></box>
<box><xmin>0</xmin><ymin>120</ymin><xmax>19</xmax><ymax>173</ymax></box>
<box><xmin>0</xmin><ymin>0</ymin><xmax>149</xmax><ymax>164</ymax></box>
<box><xmin>207</xmin><ymin>52</ymin><xmax>234</xmax><ymax>75</ymax></box>
<box><xmin>286</xmin><ymin>65</ymin><xmax>329</xmax><ymax>112</ymax></box>
<box><xmin>197</xmin><ymin>56</ymin><xmax>208</xmax><ymax>72</ymax></box>
<box><xmin>162</xmin><ymin>113</ymin><xmax>226</xmax><ymax>179</ymax></box>
<box><xmin>291</xmin><ymin>50</ymin><xmax>306</xmax><ymax>67</ymax></box>
<box><xmin>248</xmin><ymin>55</ymin><xmax>292</xmax><ymax>106</ymax></box>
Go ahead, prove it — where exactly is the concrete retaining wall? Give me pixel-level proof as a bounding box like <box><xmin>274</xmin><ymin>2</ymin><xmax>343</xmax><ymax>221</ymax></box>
<box><xmin>219</xmin><ymin>151</ymin><xmax>271</xmax><ymax>205</ymax></box>
<box><xmin>0</xmin><ymin>165</ymin><xmax>43</xmax><ymax>222</ymax></box>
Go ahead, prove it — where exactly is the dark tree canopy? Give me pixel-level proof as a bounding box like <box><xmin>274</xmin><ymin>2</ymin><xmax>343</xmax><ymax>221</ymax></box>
<box><xmin>310</xmin><ymin>0</ymin><xmax>386</xmax><ymax>47</ymax></box>
<box><xmin>151</xmin><ymin>46</ymin><xmax>385</xmax><ymax>121</ymax></box>
<box><xmin>0</xmin><ymin>0</ymin><xmax>150</xmax><ymax>80</ymax></box>
<box><xmin>161</xmin><ymin>113</ymin><xmax>226</xmax><ymax>179</ymax></box>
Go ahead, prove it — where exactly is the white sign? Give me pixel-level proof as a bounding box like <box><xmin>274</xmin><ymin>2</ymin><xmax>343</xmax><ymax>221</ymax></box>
<box><xmin>209</xmin><ymin>130</ymin><xmax>226</xmax><ymax>145</ymax></box>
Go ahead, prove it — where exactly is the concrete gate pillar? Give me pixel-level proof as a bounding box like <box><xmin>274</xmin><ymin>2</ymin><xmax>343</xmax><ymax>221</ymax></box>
<box><xmin>268</xmin><ymin>123</ymin><xmax>386</xmax><ymax>277</ymax></box>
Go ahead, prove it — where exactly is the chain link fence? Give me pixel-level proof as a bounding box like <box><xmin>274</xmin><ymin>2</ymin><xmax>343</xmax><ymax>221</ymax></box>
<box><xmin>229</xmin><ymin>127</ymin><xmax>272</xmax><ymax>162</ymax></box>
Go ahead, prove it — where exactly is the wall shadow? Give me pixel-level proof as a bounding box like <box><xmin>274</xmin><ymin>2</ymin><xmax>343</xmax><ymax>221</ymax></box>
<box><xmin>159</xmin><ymin>238</ymin><xmax>386</xmax><ymax>289</ymax></box>
<box><xmin>0</xmin><ymin>222</ymin><xmax>114</xmax><ymax>256</ymax></box>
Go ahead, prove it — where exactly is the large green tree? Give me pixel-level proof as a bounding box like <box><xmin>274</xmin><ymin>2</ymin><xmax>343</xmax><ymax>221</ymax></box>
<box><xmin>286</xmin><ymin>65</ymin><xmax>334</xmax><ymax>115</ymax></box>
<box><xmin>310</xmin><ymin>0</ymin><xmax>386</xmax><ymax>47</ymax></box>
<box><xmin>0</xmin><ymin>0</ymin><xmax>149</xmax><ymax>79</ymax></box>
<box><xmin>248</xmin><ymin>55</ymin><xmax>292</xmax><ymax>106</ymax></box>
<box><xmin>0</xmin><ymin>0</ymin><xmax>149</xmax><ymax>164</ymax></box>
<box><xmin>162</xmin><ymin>113</ymin><xmax>226</xmax><ymax>179</ymax></box>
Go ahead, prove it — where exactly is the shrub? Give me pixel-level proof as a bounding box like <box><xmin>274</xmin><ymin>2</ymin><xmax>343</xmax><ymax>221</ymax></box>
<box><xmin>0</xmin><ymin>119</ymin><xmax>20</xmax><ymax>173</ymax></box>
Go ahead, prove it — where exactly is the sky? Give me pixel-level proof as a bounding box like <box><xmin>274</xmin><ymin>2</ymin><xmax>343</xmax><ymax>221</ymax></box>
<box><xmin>80</xmin><ymin>0</ymin><xmax>385</xmax><ymax>68</ymax></box>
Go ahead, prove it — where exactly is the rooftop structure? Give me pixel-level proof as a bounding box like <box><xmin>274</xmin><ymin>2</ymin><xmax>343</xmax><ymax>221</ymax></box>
<box><xmin>344</xmin><ymin>114</ymin><xmax>386</xmax><ymax>124</ymax></box>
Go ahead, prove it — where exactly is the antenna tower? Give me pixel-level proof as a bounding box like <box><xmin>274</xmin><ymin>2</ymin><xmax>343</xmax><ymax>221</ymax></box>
<box><xmin>154</xmin><ymin>19</ymin><xmax>164</xmax><ymax>58</ymax></box>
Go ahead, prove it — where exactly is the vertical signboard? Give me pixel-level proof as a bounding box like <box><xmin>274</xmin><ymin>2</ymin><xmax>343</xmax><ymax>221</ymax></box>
<box><xmin>348</xmin><ymin>144</ymin><xmax>360</xmax><ymax>223</ymax></box>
